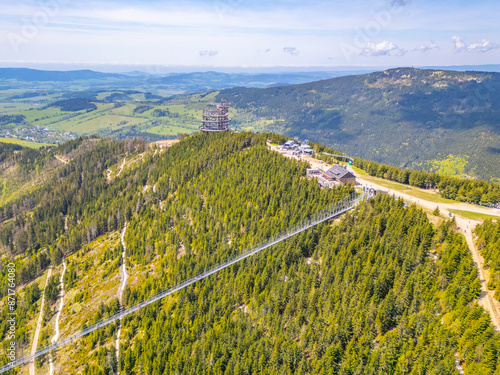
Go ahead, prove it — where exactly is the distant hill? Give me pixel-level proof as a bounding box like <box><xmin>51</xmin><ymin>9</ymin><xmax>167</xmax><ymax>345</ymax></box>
<box><xmin>217</xmin><ymin>67</ymin><xmax>500</xmax><ymax>181</ymax></box>
<box><xmin>0</xmin><ymin>68</ymin><xmax>349</xmax><ymax>89</ymax></box>
<box><xmin>0</xmin><ymin>68</ymin><xmax>128</xmax><ymax>82</ymax></box>
<box><xmin>49</xmin><ymin>98</ymin><xmax>97</xmax><ymax>112</ymax></box>
<box><xmin>422</xmin><ymin>64</ymin><xmax>500</xmax><ymax>73</ymax></box>
<box><xmin>0</xmin><ymin>68</ymin><xmax>370</xmax><ymax>94</ymax></box>
<box><xmin>150</xmin><ymin>71</ymin><xmax>355</xmax><ymax>90</ymax></box>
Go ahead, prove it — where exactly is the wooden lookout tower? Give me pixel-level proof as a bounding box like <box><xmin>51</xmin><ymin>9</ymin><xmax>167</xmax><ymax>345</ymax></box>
<box><xmin>200</xmin><ymin>99</ymin><xmax>231</xmax><ymax>132</ymax></box>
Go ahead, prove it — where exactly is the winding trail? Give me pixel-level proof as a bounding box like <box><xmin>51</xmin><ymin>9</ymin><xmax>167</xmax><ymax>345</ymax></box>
<box><xmin>116</xmin><ymin>158</ymin><xmax>126</xmax><ymax>177</ymax></box>
<box><xmin>116</xmin><ymin>223</ymin><xmax>128</xmax><ymax>373</ymax></box>
<box><xmin>48</xmin><ymin>261</ymin><xmax>66</xmax><ymax>375</ymax></box>
<box><xmin>29</xmin><ymin>266</ymin><xmax>52</xmax><ymax>375</ymax></box>
<box><xmin>460</xmin><ymin>222</ymin><xmax>500</xmax><ymax>331</ymax></box>
<box><xmin>54</xmin><ymin>155</ymin><xmax>68</xmax><ymax>165</ymax></box>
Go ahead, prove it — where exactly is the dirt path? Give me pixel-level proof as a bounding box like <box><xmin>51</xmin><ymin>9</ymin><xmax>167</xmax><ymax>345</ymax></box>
<box><xmin>54</xmin><ymin>155</ymin><xmax>68</xmax><ymax>165</ymax></box>
<box><xmin>341</xmin><ymin>164</ymin><xmax>500</xmax><ymax>218</ymax></box>
<box><xmin>458</xmin><ymin>219</ymin><xmax>500</xmax><ymax>330</ymax></box>
<box><xmin>116</xmin><ymin>223</ymin><xmax>128</xmax><ymax>374</ymax></box>
<box><xmin>349</xmin><ymin>167</ymin><xmax>500</xmax><ymax>331</ymax></box>
<box><xmin>116</xmin><ymin>158</ymin><xmax>126</xmax><ymax>177</ymax></box>
<box><xmin>29</xmin><ymin>266</ymin><xmax>52</xmax><ymax>375</ymax></box>
<box><xmin>153</xmin><ymin>139</ymin><xmax>179</xmax><ymax>152</ymax></box>
<box><xmin>48</xmin><ymin>261</ymin><xmax>66</xmax><ymax>375</ymax></box>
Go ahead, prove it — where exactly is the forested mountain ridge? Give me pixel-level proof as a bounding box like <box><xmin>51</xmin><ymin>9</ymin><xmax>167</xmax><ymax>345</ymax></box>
<box><xmin>0</xmin><ymin>68</ymin><xmax>127</xmax><ymax>82</ymax></box>
<box><xmin>216</xmin><ymin>68</ymin><xmax>500</xmax><ymax>181</ymax></box>
<box><xmin>1</xmin><ymin>133</ymin><xmax>500</xmax><ymax>374</ymax></box>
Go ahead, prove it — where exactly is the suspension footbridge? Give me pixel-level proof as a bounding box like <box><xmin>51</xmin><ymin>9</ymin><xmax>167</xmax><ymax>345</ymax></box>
<box><xmin>0</xmin><ymin>193</ymin><xmax>365</xmax><ymax>374</ymax></box>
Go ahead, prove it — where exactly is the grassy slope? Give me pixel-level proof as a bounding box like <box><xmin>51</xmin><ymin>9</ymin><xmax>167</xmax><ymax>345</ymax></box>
<box><xmin>449</xmin><ymin>209</ymin><xmax>500</xmax><ymax>221</ymax></box>
<box><xmin>0</xmin><ymin>155</ymin><xmax>57</xmax><ymax>206</ymax></box>
<box><xmin>53</xmin><ymin>232</ymin><xmax>122</xmax><ymax>373</ymax></box>
<box><xmin>352</xmin><ymin>166</ymin><xmax>458</xmax><ymax>204</ymax></box>
<box><xmin>9</xmin><ymin>268</ymin><xmax>52</xmax><ymax>375</ymax></box>
<box><xmin>0</xmin><ymin>137</ymin><xmax>50</xmax><ymax>148</ymax></box>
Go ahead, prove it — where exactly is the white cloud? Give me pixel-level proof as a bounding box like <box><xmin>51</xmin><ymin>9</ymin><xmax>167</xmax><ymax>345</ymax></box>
<box><xmin>1</xmin><ymin>2</ymin><xmax>499</xmax><ymax>68</ymax></box>
<box><xmin>361</xmin><ymin>41</ymin><xmax>406</xmax><ymax>56</ymax></box>
<box><xmin>452</xmin><ymin>36</ymin><xmax>499</xmax><ymax>53</ymax></box>
<box><xmin>389</xmin><ymin>0</ymin><xmax>410</xmax><ymax>7</ymax></box>
<box><xmin>283</xmin><ymin>47</ymin><xmax>300</xmax><ymax>56</ymax></box>
<box><xmin>413</xmin><ymin>41</ymin><xmax>439</xmax><ymax>53</ymax></box>
<box><xmin>452</xmin><ymin>36</ymin><xmax>466</xmax><ymax>50</ymax></box>
<box><xmin>199</xmin><ymin>50</ymin><xmax>218</xmax><ymax>57</ymax></box>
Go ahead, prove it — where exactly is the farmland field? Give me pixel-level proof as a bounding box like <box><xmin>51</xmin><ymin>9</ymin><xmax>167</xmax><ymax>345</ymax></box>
<box><xmin>0</xmin><ymin>89</ymin><xmax>254</xmax><ymax>143</ymax></box>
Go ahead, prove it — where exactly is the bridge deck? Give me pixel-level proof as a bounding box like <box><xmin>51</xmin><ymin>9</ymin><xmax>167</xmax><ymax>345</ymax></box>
<box><xmin>0</xmin><ymin>193</ymin><xmax>364</xmax><ymax>373</ymax></box>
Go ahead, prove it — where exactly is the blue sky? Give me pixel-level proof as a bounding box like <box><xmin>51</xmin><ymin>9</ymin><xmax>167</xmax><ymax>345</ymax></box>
<box><xmin>0</xmin><ymin>0</ymin><xmax>498</xmax><ymax>71</ymax></box>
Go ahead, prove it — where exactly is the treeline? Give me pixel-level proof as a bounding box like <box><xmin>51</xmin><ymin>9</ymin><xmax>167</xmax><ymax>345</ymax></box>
<box><xmin>0</xmin><ymin>114</ymin><xmax>25</xmax><ymax>125</ymax></box>
<box><xmin>132</xmin><ymin>105</ymin><xmax>152</xmax><ymax>114</ymax></box>
<box><xmin>354</xmin><ymin>158</ymin><xmax>500</xmax><ymax>206</ymax></box>
<box><xmin>476</xmin><ymin>220</ymin><xmax>500</xmax><ymax>300</ymax></box>
<box><xmin>0</xmin><ymin>142</ymin><xmax>51</xmax><ymax>184</ymax></box>
<box><xmin>151</xmin><ymin>108</ymin><xmax>179</xmax><ymax>118</ymax></box>
<box><xmin>104</xmin><ymin>93</ymin><xmax>131</xmax><ymax>101</ymax></box>
<box><xmin>0</xmin><ymin>142</ymin><xmax>23</xmax><ymax>163</ymax></box>
<box><xmin>49</xmin><ymin>98</ymin><xmax>97</xmax><ymax>112</ymax></box>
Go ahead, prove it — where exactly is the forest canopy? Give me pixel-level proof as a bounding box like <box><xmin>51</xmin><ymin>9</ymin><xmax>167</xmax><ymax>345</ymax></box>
<box><xmin>0</xmin><ymin>132</ymin><xmax>499</xmax><ymax>374</ymax></box>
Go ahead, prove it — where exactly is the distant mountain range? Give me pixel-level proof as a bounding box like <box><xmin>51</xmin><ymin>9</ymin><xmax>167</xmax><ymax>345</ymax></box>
<box><xmin>148</xmin><ymin>71</ymin><xmax>374</xmax><ymax>91</ymax></box>
<box><xmin>2</xmin><ymin>65</ymin><xmax>500</xmax><ymax>91</ymax></box>
<box><xmin>0</xmin><ymin>68</ymin><xmax>128</xmax><ymax>82</ymax></box>
<box><xmin>216</xmin><ymin>67</ymin><xmax>500</xmax><ymax>181</ymax></box>
<box><xmin>0</xmin><ymin>68</ymin><xmax>365</xmax><ymax>90</ymax></box>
